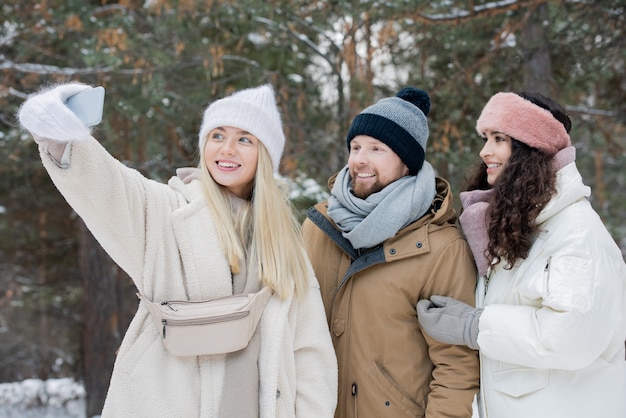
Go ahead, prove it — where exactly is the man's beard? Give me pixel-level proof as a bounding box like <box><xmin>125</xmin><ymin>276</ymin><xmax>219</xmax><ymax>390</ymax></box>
<box><xmin>351</xmin><ymin>176</ymin><xmax>385</xmax><ymax>199</ymax></box>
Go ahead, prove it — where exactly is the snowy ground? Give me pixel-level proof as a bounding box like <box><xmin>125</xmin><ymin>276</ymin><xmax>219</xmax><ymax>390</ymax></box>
<box><xmin>0</xmin><ymin>378</ymin><xmax>91</xmax><ymax>418</ymax></box>
<box><xmin>0</xmin><ymin>378</ymin><xmax>479</xmax><ymax>417</ymax></box>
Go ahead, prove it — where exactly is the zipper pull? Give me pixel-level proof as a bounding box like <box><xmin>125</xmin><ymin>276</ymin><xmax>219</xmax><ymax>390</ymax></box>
<box><xmin>162</xmin><ymin>319</ymin><xmax>167</xmax><ymax>338</ymax></box>
<box><xmin>484</xmin><ymin>265</ymin><xmax>493</xmax><ymax>296</ymax></box>
<box><xmin>544</xmin><ymin>256</ymin><xmax>552</xmax><ymax>297</ymax></box>
<box><xmin>162</xmin><ymin>301</ymin><xmax>178</xmax><ymax>311</ymax></box>
<box><xmin>544</xmin><ymin>256</ymin><xmax>552</xmax><ymax>271</ymax></box>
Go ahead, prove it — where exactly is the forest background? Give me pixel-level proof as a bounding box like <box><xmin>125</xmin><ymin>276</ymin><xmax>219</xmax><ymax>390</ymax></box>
<box><xmin>1</xmin><ymin>0</ymin><xmax>624</xmax><ymax>415</ymax></box>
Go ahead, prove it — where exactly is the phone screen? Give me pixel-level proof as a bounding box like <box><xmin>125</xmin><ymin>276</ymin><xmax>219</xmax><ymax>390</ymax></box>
<box><xmin>65</xmin><ymin>87</ymin><xmax>105</xmax><ymax>126</ymax></box>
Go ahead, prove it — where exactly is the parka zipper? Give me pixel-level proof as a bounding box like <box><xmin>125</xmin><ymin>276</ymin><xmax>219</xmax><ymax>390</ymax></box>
<box><xmin>161</xmin><ymin>311</ymin><xmax>249</xmax><ymax>339</ymax></box>
<box><xmin>544</xmin><ymin>256</ymin><xmax>553</xmax><ymax>297</ymax></box>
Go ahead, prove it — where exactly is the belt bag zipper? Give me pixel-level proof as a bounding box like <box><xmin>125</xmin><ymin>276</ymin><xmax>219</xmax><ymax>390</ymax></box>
<box><xmin>161</xmin><ymin>311</ymin><xmax>250</xmax><ymax>338</ymax></box>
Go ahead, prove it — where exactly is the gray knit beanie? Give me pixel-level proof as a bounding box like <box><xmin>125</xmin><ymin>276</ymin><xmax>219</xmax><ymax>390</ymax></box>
<box><xmin>198</xmin><ymin>84</ymin><xmax>285</xmax><ymax>174</ymax></box>
<box><xmin>346</xmin><ymin>87</ymin><xmax>430</xmax><ymax>175</ymax></box>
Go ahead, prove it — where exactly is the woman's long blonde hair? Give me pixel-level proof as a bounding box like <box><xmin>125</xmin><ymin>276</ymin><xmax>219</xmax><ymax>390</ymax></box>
<box><xmin>198</xmin><ymin>139</ymin><xmax>309</xmax><ymax>299</ymax></box>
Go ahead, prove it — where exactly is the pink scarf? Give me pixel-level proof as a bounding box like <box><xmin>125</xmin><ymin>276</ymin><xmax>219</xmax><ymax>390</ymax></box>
<box><xmin>459</xmin><ymin>146</ymin><xmax>576</xmax><ymax>276</ymax></box>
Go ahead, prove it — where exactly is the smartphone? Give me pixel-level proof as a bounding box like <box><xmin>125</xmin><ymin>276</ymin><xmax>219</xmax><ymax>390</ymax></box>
<box><xmin>65</xmin><ymin>86</ymin><xmax>105</xmax><ymax>126</ymax></box>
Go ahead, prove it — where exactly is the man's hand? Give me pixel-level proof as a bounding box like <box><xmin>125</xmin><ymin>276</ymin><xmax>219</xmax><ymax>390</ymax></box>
<box><xmin>416</xmin><ymin>295</ymin><xmax>482</xmax><ymax>350</ymax></box>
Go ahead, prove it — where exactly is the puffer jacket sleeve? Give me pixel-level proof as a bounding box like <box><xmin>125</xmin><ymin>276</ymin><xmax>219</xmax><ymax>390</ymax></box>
<box><xmin>292</xmin><ymin>273</ymin><xmax>338</xmax><ymax>417</ymax></box>
<box><xmin>39</xmin><ymin>136</ymin><xmax>178</xmax><ymax>291</ymax></box>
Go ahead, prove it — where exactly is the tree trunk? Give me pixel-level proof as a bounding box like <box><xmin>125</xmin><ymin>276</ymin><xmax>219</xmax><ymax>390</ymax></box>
<box><xmin>520</xmin><ymin>3</ymin><xmax>556</xmax><ymax>96</ymax></box>
<box><xmin>78</xmin><ymin>220</ymin><xmax>135</xmax><ymax>416</ymax></box>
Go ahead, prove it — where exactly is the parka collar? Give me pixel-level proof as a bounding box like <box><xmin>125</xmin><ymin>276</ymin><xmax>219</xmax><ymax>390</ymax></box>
<box><xmin>382</xmin><ymin>177</ymin><xmax>458</xmax><ymax>261</ymax></box>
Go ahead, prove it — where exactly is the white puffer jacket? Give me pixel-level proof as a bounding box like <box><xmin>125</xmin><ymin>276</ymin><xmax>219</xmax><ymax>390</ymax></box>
<box><xmin>475</xmin><ymin>162</ymin><xmax>626</xmax><ymax>418</ymax></box>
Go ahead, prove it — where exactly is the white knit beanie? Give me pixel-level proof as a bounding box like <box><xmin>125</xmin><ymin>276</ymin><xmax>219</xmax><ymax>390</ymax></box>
<box><xmin>198</xmin><ymin>84</ymin><xmax>285</xmax><ymax>173</ymax></box>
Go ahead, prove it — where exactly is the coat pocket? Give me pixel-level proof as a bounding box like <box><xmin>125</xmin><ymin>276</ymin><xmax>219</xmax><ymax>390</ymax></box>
<box><xmin>368</xmin><ymin>361</ymin><xmax>425</xmax><ymax>417</ymax></box>
<box><xmin>492</xmin><ymin>367</ymin><xmax>549</xmax><ymax>398</ymax></box>
<box><xmin>543</xmin><ymin>255</ymin><xmax>594</xmax><ymax>313</ymax></box>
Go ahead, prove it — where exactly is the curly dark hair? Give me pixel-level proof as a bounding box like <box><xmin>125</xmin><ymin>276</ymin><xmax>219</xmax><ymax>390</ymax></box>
<box><xmin>464</xmin><ymin>92</ymin><xmax>571</xmax><ymax>268</ymax></box>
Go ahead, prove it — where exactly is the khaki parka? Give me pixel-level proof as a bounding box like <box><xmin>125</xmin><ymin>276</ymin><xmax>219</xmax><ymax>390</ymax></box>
<box><xmin>302</xmin><ymin>176</ymin><xmax>479</xmax><ymax>418</ymax></box>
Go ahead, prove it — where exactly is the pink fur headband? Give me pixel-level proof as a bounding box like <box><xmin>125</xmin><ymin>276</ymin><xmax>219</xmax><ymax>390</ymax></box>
<box><xmin>476</xmin><ymin>92</ymin><xmax>571</xmax><ymax>155</ymax></box>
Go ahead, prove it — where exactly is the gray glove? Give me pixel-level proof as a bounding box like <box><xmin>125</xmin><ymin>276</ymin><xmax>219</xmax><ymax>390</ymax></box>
<box><xmin>416</xmin><ymin>295</ymin><xmax>482</xmax><ymax>350</ymax></box>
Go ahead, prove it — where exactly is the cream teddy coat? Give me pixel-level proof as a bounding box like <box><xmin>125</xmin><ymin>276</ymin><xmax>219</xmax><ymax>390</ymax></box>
<box><xmin>39</xmin><ymin>136</ymin><xmax>338</xmax><ymax>417</ymax></box>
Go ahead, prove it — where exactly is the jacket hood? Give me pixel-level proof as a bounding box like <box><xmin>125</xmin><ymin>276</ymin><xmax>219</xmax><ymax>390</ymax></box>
<box><xmin>536</xmin><ymin>162</ymin><xmax>590</xmax><ymax>225</ymax></box>
<box><xmin>382</xmin><ymin>176</ymin><xmax>458</xmax><ymax>262</ymax></box>
<box><xmin>169</xmin><ymin>167</ymin><xmax>204</xmax><ymax>203</ymax></box>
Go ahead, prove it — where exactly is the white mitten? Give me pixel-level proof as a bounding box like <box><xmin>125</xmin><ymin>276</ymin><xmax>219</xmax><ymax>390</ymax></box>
<box><xmin>18</xmin><ymin>83</ymin><xmax>93</xmax><ymax>143</ymax></box>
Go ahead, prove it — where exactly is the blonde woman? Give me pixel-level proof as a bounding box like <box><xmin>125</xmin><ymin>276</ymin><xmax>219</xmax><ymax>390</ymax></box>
<box><xmin>18</xmin><ymin>83</ymin><xmax>337</xmax><ymax>417</ymax></box>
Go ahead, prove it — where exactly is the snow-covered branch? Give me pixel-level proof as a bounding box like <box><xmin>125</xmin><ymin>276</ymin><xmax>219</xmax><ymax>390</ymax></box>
<box><xmin>414</xmin><ymin>0</ymin><xmax>540</xmax><ymax>23</ymax></box>
<box><xmin>254</xmin><ymin>16</ymin><xmax>340</xmax><ymax>77</ymax></box>
<box><xmin>0</xmin><ymin>56</ymin><xmax>115</xmax><ymax>76</ymax></box>
<box><xmin>566</xmin><ymin>105</ymin><xmax>617</xmax><ymax>117</ymax></box>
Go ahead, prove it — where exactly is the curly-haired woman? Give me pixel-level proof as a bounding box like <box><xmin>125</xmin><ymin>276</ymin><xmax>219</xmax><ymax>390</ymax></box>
<box><xmin>417</xmin><ymin>92</ymin><xmax>626</xmax><ymax>418</ymax></box>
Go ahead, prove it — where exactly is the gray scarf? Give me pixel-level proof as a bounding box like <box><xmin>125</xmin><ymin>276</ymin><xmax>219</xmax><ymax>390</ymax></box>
<box><xmin>220</xmin><ymin>197</ymin><xmax>262</xmax><ymax>418</ymax></box>
<box><xmin>327</xmin><ymin>163</ymin><xmax>436</xmax><ymax>249</ymax></box>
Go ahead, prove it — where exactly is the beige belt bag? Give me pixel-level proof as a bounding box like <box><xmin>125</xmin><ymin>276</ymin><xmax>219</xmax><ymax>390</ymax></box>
<box><xmin>137</xmin><ymin>287</ymin><xmax>272</xmax><ymax>357</ymax></box>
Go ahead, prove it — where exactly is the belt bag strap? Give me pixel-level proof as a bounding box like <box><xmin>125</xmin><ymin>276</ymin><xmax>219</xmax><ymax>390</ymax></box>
<box><xmin>137</xmin><ymin>287</ymin><xmax>272</xmax><ymax>356</ymax></box>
